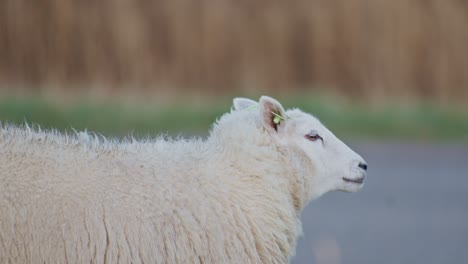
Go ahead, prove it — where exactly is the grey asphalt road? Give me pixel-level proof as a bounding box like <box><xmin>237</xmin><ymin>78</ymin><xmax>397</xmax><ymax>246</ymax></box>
<box><xmin>293</xmin><ymin>142</ymin><xmax>468</xmax><ymax>264</ymax></box>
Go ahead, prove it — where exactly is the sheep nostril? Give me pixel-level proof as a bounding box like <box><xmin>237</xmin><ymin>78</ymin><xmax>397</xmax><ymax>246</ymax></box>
<box><xmin>358</xmin><ymin>162</ymin><xmax>368</xmax><ymax>171</ymax></box>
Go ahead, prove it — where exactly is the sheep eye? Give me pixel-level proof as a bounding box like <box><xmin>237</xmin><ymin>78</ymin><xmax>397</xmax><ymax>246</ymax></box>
<box><xmin>305</xmin><ymin>132</ymin><xmax>322</xmax><ymax>142</ymax></box>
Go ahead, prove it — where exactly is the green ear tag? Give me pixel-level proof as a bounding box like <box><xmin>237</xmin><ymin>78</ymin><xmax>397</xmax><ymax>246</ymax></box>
<box><xmin>272</xmin><ymin>111</ymin><xmax>284</xmax><ymax>125</ymax></box>
<box><xmin>273</xmin><ymin>115</ymin><xmax>281</xmax><ymax>124</ymax></box>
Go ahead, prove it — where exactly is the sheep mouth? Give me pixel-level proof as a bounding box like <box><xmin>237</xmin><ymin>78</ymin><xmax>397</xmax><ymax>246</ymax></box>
<box><xmin>342</xmin><ymin>177</ymin><xmax>364</xmax><ymax>184</ymax></box>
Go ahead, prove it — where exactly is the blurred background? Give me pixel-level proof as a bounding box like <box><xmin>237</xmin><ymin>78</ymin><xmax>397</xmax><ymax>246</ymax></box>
<box><xmin>0</xmin><ymin>0</ymin><xmax>467</xmax><ymax>263</ymax></box>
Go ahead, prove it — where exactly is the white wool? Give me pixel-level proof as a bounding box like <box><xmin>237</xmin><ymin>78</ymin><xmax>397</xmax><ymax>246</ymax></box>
<box><xmin>0</xmin><ymin>96</ymin><xmax>366</xmax><ymax>263</ymax></box>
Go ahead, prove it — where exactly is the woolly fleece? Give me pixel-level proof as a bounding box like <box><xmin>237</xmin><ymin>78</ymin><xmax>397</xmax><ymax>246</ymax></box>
<box><xmin>0</xmin><ymin>98</ymin><xmax>345</xmax><ymax>263</ymax></box>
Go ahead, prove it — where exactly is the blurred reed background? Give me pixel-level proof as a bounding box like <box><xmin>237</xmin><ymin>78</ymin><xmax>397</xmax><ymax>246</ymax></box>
<box><xmin>1</xmin><ymin>0</ymin><xmax>468</xmax><ymax>101</ymax></box>
<box><xmin>0</xmin><ymin>0</ymin><xmax>467</xmax><ymax>139</ymax></box>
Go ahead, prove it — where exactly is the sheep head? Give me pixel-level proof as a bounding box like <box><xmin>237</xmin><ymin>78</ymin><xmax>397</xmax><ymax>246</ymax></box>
<box><xmin>233</xmin><ymin>96</ymin><xmax>367</xmax><ymax>200</ymax></box>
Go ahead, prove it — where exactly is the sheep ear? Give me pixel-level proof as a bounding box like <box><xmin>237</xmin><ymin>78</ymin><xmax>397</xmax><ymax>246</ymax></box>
<box><xmin>233</xmin><ymin>97</ymin><xmax>258</xmax><ymax>111</ymax></box>
<box><xmin>259</xmin><ymin>96</ymin><xmax>286</xmax><ymax>132</ymax></box>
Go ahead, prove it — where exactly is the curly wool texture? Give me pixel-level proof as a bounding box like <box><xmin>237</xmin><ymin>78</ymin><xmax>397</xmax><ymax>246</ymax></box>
<box><xmin>0</xmin><ymin>109</ymin><xmax>315</xmax><ymax>263</ymax></box>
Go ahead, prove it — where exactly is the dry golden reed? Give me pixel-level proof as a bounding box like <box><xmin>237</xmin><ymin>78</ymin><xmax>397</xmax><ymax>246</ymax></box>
<box><xmin>0</xmin><ymin>0</ymin><xmax>467</xmax><ymax>101</ymax></box>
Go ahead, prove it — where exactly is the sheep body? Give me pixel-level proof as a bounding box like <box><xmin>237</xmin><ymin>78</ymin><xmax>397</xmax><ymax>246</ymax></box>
<box><xmin>0</xmin><ymin>107</ymin><xmax>309</xmax><ymax>263</ymax></box>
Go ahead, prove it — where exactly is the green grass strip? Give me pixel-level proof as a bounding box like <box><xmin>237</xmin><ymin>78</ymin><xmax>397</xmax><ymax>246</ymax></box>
<box><xmin>0</xmin><ymin>95</ymin><xmax>467</xmax><ymax>141</ymax></box>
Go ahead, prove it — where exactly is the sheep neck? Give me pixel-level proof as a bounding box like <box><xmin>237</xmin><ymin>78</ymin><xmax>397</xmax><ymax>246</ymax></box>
<box><xmin>208</xmin><ymin>130</ymin><xmax>311</xmax><ymax>262</ymax></box>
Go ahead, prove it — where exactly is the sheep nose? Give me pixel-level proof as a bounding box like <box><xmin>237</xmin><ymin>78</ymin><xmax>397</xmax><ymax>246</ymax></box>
<box><xmin>358</xmin><ymin>162</ymin><xmax>368</xmax><ymax>171</ymax></box>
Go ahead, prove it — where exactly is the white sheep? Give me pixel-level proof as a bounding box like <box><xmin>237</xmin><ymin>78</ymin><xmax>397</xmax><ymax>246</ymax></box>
<box><xmin>0</xmin><ymin>96</ymin><xmax>367</xmax><ymax>263</ymax></box>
